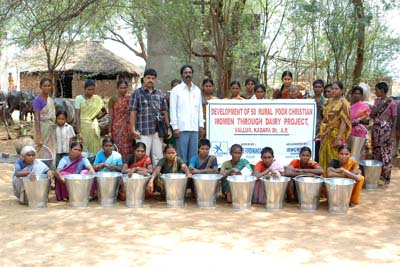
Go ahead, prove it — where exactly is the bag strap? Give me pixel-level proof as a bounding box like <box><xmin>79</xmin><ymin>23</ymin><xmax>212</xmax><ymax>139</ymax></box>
<box><xmin>139</xmin><ymin>87</ymin><xmax>162</xmax><ymax>116</ymax></box>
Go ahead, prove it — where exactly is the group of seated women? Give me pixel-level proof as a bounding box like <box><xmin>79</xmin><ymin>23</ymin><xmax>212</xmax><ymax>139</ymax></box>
<box><xmin>13</xmin><ymin>137</ymin><xmax>364</xmax><ymax>207</ymax></box>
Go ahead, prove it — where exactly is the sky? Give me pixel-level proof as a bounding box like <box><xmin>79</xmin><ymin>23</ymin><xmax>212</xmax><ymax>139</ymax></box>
<box><xmin>386</xmin><ymin>8</ymin><xmax>400</xmax><ymax>78</ymax></box>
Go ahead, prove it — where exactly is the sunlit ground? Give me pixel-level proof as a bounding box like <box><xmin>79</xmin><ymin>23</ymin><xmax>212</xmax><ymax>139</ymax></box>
<box><xmin>0</xmin><ymin>163</ymin><xmax>399</xmax><ymax>267</ymax></box>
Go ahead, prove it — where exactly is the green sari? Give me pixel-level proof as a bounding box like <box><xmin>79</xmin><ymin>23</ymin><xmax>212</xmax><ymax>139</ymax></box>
<box><xmin>220</xmin><ymin>158</ymin><xmax>253</xmax><ymax>193</ymax></box>
<box><xmin>75</xmin><ymin>95</ymin><xmax>104</xmax><ymax>154</ymax></box>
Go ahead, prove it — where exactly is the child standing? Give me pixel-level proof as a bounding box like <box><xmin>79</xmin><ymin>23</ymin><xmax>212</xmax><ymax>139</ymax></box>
<box><xmin>55</xmin><ymin>110</ymin><xmax>76</xmax><ymax>166</ymax></box>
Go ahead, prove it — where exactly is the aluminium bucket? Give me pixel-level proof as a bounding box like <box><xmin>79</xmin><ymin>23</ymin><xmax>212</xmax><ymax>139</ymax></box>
<box><xmin>22</xmin><ymin>174</ymin><xmax>50</xmax><ymax>208</ymax></box>
<box><xmin>95</xmin><ymin>172</ymin><xmax>121</xmax><ymax>206</ymax></box>
<box><xmin>123</xmin><ymin>174</ymin><xmax>150</xmax><ymax>208</ymax></box>
<box><xmin>65</xmin><ymin>174</ymin><xmax>95</xmax><ymax>208</ymax></box>
<box><xmin>325</xmin><ymin>178</ymin><xmax>355</xmax><ymax>214</ymax></box>
<box><xmin>358</xmin><ymin>160</ymin><xmax>383</xmax><ymax>190</ymax></box>
<box><xmin>161</xmin><ymin>173</ymin><xmax>188</xmax><ymax>208</ymax></box>
<box><xmin>262</xmin><ymin>176</ymin><xmax>291</xmax><ymax>210</ymax></box>
<box><xmin>193</xmin><ymin>174</ymin><xmax>222</xmax><ymax>208</ymax></box>
<box><xmin>227</xmin><ymin>175</ymin><xmax>256</xmax><ymax>210</ymax></box>
<box><xmin>293</xmin><ymin>176</ymin><xmax>324</xmax><ymax>211</ymax></box>
<box><xmin>348</xmin><ymin>136</ymin><xmax>366</xmax><ymax>160</ymax></box>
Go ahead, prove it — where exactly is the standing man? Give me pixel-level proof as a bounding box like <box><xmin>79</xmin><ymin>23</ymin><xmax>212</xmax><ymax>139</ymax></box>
<box><xmin>170</xmin><ymin>64</ymin><xmax>204</xmax><ymax>164</ymax></box>
<box><xmin>129</xmin><ymin>68</ymin><xmax>171</xmax><ymax>165</ymax></box>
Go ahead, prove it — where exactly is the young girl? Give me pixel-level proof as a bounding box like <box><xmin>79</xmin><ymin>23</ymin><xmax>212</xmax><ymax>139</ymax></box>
<box><xmin>189</xmin><ymin>139</ymin><xmax>218</xmax><ymax>174</ymax></box>
<box><xmin>54</xmin><ymin>142</ymin><xmax>95</xmax><ymax>201</ymax></box>
<box><xmin>201</xmin><ymin>78</ymin><xmax>218</xmax><ymax>138</ymax></box>
<box><xmin>146</xmin><ymin>144</ymin><xmax>192</xmax><ymax>197</ymax></box>
<box><xmin>226</xmin><ymin>81</ymin><xmax>244</xmax><ymax>100</ymax></box>
<box><xmin>252</xmin><ymin>147</ymin><xmax>283</xmax><ymax>204</ymax></box>
<box><xmin>220</xmin><ymin>144</ymin><xmax>253</xmax><ymax>202</ymax></box>
<box><xmin>286</xmin><ymin>147</ymin><xmax>323</xmax><ymax>176</ymax></box>
<box><xmin>327</xmin><ymin>145</ymin><xmax>365</xmax><ymax>206</ymax></box>
<box><xmin>251</xmin><ymin>84</ymin><xmax>266</xmax><ymax>100</ymax></box>
<box><xmin>55</xmin><ymin>110</ymin><xmax>76</xmax><ymax>166</ymax></box>
<box><xmin>93</xmin><ymin>137</ymin><xmax>123</xmax><ymax>172</ymax></box>
<box><xmin>285</xmin><ymin>146</ymin><xmax>323</xmax><ymax>202</ymax></box>
<box><xmin>241</xmin><ymin>78</ymin><xmax>256</xmax><ymax>99</ymax></box>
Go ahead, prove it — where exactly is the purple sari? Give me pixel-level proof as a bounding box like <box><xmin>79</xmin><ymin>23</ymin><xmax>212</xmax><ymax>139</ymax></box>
<box><xmin>55</xmin><ymin>156</ymin><xmax>94</xmax><ymax>201</ymax></box>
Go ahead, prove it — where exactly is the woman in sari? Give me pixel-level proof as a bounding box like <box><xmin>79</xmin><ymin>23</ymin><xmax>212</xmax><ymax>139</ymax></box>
<box><xmin>120</xmin><ymin>142</ymin><xmax>153</xmax><ymax>200</ymax></box>
<box><xmin>122</xmin><ymin>142</ymin><xmax>153</xmax><ymax>176</ymax></box>
<box><xmin>327</xmin><ymin>145</ymin><xmax>364</xmax><ymax>206</ymax></box>
<box><xmin>370</xmin><ymin>82</ymin><xmax>397</xmax><ymax>185</ymax></box>
<box><xmin>189</xmin><ymin>139</ymin><xmax>218</xmax><ymax>174</ymax></box>
<box><xmin>93</xmin><ymin>137</ymin><xmax>123</xmax><ymax>172</ymax></box>
<box><xmin>225</xmin><ymin>81</ymin><xmax>244</xmax><ymax>100</ymax></box>
<box><xmin>220</xmin><ymin>144</ymin><xmax>253</xmax><ymax>202</ymax></box>
<box><xmin>54</xmin><ymin>142</ymin><xmax>95</xmax><ymax>201</ymax></box>
<box><xmin>33</xmin><ymin>78</ymin><xmax>56</xmax><ymax>168</ymax></box>
<box><xmin>350</xmin><ymin>86</ymin><xmax>371</xmax><ymax>139</ymax></box>
<box><xmin>108</xmin><ymin>79</ymin><xmax>133</xmax><ymax>161</ymax></box>
<box><xmin>146</xmin><ymin>144</ymin><xmax>191</xmax><ymax>197</ymax></box>
<box><xmin>252</xmin><ymin>147</ymin><xmax>283</xmax><ymax>204</ymax></box>
<box><xmin>319</xmin><ymin>81</ymin><xmax>352</xmax><ymax>173</ymax></box>
<box><xmin>75</xmin><ymin>79</ymin><xmax>107</xmax><ymax>154</ymax></box>
<box><xmin>273</xmin><ymin>71</ymin><xmax>303</xmax><ymax>99</ymax></box>
<box><xmin>13</xmin><ymin>146</ymin><xmax>54</xmax><ymax>204</ymax></box>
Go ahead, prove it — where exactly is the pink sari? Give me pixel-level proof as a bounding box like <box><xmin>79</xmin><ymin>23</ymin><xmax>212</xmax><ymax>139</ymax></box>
<box><xmin>350</xmin><ymin>101</ymin><xmax>371</xmax><ymax>138</ymax></box>
<box><xmin>55</xmin><ymin>156</ymin><xmax>94</xmax><ymax>201</ymax></box>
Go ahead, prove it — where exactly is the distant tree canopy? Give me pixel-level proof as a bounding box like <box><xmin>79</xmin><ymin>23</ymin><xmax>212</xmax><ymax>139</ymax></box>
<box><xmin>2</xmin><ymin>0</ymin><xmax>400</xmax><ymax>96</ymax></box>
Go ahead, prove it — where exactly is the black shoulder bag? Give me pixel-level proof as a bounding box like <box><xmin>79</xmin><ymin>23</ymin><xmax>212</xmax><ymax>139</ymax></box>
<box><xmin>140</xmin><ymin>88</ymin><xmax>168</xmax><ymax>137</ymax></box>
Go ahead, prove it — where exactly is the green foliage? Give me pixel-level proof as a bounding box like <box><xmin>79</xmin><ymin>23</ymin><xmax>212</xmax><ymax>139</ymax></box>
<box><xmin>3</xmin><ymin>0</ymin><xmax>399</xmax><ymax>92</ymax></box>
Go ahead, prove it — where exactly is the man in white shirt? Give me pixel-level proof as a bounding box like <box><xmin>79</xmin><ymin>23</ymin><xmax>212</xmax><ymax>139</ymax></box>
<box><xmin>169</xmin><ymin>65</ymin><xmax>204</xmax><ymax>164</ymax></box>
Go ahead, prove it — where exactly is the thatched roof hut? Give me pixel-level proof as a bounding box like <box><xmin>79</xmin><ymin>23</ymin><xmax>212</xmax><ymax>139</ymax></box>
<box><xmin>15</xmin><ymin>41</ymin><xmax>143</xmax><ymax>97</ymax></box>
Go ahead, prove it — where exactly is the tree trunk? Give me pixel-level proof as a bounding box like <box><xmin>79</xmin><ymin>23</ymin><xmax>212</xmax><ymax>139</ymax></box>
<box><xmin>49</xmin><ymin>69</ymin><xmax>56</xmax><ymax>97</ymax></box>
<box><xmin>352</xmin><ymin>0</ymin><xmax>365</xmax><ymax>85</ymax></box>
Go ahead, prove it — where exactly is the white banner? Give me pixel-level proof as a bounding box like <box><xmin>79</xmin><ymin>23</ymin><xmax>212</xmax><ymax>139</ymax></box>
<box><xmin>206</xmin><ymin>99</ymin><xmax>317</xmax><ymax>166</ymax></box>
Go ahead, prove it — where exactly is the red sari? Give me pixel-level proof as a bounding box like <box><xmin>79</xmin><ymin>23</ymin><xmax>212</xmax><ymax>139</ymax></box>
<box><xmin>110</xmin><ymin>95</ymin><xmax>134</xmax><ymax>161</ymax></box>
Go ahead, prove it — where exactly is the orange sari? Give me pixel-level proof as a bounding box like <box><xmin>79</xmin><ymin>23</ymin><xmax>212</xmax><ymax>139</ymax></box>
<box><xmin>109</xmin><ymin>95</ymin><xmax>133</xmax><ymax>161</ymax></box>
<box><xmin>339</xmin><ymin>158</ymin><xmax>365</xmax><ymax>205</ymax></box>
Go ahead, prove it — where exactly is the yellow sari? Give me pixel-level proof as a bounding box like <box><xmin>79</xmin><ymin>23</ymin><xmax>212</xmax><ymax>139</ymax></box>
<box><xmin>320</xmin><ymin>98</ymin><xmax>352</xmax><ymax>173</ymax></box>
<box><xmin>75</xmin><ymin>95</ymin><xmax>104</xmax><ymax>154</ymax></box>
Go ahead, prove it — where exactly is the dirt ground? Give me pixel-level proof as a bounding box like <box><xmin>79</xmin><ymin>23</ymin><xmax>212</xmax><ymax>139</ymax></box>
<box><xmin>0</xmin><ymin>123</ymin><xmax>399</xmax><ymax>267</ymax></box>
